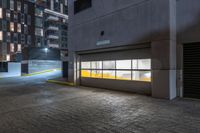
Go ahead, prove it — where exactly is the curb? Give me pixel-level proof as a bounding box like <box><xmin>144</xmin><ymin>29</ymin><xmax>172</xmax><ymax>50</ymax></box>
<box><xmin>22</xmin><ymin>68</ymin><xmax>61</xmax><ymax>77</ymax></box>
<box><xmin>47</xmin><ymin>80</ymin><xmax>75</xmax><ymax>86</ymax></box>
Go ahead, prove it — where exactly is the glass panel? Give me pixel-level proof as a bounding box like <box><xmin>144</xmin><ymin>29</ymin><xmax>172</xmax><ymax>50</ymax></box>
<box><xmin>138</xmin><ymin>59</ymin><xmax>151</xmax><ymax>69</ymax></box>
<box><xmin>132</xmin><ymin>60</ymin><xmax>138</xmax><ymax>69</ymax></box>
<box><xmin>91</xmin><ymin>61</ymin><xmax>102</xmax><ymax>69</ymax></box>
<box><xmin>81</xmin><ymin>62</ymin><xmax>90</xmax><ymax>69</ymax></box>
<box><xmin>81</xmin><ymin>70</ymin><xmax>91</xmax><ymax>77</ymax></box>
<box><xmin>91</xmin><ymin>70</ymin><xmax>102</xmax><ymax>78</ymax></box>
<box><xmin>116</xmin><ymin>71</ymin><xmax>131</xmax><ymax>80</ymax></box>
<box><xmin>0</xmin><ymin>31</ymin><xmax>2</xmax><ymax>41</ymax></box>
<box><xmin>116</xmin><ymin>60</ymin><xmax>131</xmax><ymax>69</ymax></box>
<box><xmin>132</xmin><ymin>71</ymin><xmax>151</xmax><ymax>82</ymax></box>
<box><xmin>103</xmin><ymin>70</ymin><xmax>115</xmax><ymax>79</ymax></box>
<box><xmin>103</xmin><ymin>61</ymin><xmax>115</xmax><ymax>69</ymax></box>
<box><xmin>0</xmin><ymin>8</ymin><xmax>2</xmax><ymax>18</ymax></box>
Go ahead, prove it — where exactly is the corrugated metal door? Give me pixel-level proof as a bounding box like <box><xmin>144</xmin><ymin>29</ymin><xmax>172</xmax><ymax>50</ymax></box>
<box><xmin>183</xmin><ymin>43</ymin><xmax>200</xmax><ymax>99</ymax></box>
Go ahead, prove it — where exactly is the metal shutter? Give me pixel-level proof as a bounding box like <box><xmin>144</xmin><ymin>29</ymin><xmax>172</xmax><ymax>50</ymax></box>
<box><xmin>183</xmin><ymin>43</ymin><xmax>200</xmax><ymax>99</ymax></box>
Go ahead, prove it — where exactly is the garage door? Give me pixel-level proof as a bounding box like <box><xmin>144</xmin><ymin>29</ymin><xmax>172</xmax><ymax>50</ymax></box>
<box><xmin>184</xmin><ymin>43</ymin><xmax>200</xmax><ymax>99</ymax></box>
<box><xmin>79</xmin><ymin>48</ymin><xmax>152</xmax><ymax>94</ymax></box>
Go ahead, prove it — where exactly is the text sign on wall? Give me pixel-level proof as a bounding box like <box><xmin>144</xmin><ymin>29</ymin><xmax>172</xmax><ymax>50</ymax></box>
<box><xmin>96</xmin><ymin>40</ymin><xmax>110</xmax><ymax>46</ymax></box>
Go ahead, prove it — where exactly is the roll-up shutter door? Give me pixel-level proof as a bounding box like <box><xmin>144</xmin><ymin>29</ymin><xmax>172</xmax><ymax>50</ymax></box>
<box><xmin>183</xmin><ymin>43</ymin><xmax>200</xmax><ymax>99</ymax></box>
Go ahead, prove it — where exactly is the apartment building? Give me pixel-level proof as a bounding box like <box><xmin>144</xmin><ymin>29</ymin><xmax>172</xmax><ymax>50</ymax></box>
<box><xmin>68</xmin><ymin>0</ymin><xmax>200</xmax><ymax>99</ymax></box>
<box><xmin>0</xmin><ymin>0</ymin><xmax>35</xmax><ymax>62</ymax></box>
<box><xmin>22</xmin><ymin>0</ymin><xmax>68</xmax><ymax>74</ymax></box>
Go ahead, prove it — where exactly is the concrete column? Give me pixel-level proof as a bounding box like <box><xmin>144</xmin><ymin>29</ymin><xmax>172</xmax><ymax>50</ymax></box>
<box><xmin>151</xmin><ymin>0</ymin><xmax>177</xmax><ymax>100</ymax></box>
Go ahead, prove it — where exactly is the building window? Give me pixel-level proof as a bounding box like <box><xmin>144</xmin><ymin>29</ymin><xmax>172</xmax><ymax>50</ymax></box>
<box><xmin>17</xmin><ymin>2</ymin><xmax>21</xmax><ymax>11</ymax></box>
<box><xmin>74</xmin><ymin>0</ymin><xmax>92</xmax><ymax>14</ymax></box>
<box><xmin>27</xmin><ymin>35</ymin><xmax>31</xmax><ymax>45</ymax></box>
<box><xmin>10</xmin><ymin>43</ymin><xmax>15</xmax><ymax>52</ymax></box>
<box><xmin>17</xmin><ymin>24</ymin><xmax>21</xmax><ymax>32</ymax></box>
<box><xmin>24</xmin><ymin>25</ymin><xmax>28</xmax><ymax>34</ymax></box>
<box><xmin>35</xmin><ymin>17</ymin><xmax>43</xmax><ymax>27</ymax></box>
<box><xmin>35</xmin><ymin>28</ymin><xmax>43</xmax><ymax>36</ymax></box>
<box><xmin>6</xmin><ymin>54</ymin><xmax>10</xmax><ymax>61</ymax></box>
<box><xmin>21</xmin><ymin>34</ymin><xmax>25</xmax><ymax>44</ymax></box>
<box><xmin>2</xmin><ymin>0</ymin><xmax>7</xmax><ymax>8</ymax></box>
<box><xmin>10</xmin><ymin>22</ymin><xmax>14</xmax><ymax>32</ymax></box>
<box><xmin>24</xmin><ymin>4</ymin><xmax>28</xmax><ymax>14</ymax></box>
<box><xmin>2</xmin><ymin>20</ymin><xmax>7</xmax><ymax>31</ymax></box>
<box><xmin>81</xmin><ymin>59</ymin><xmax>151</xmax><ymax>82</ymax></box>
<box><xmin>17</xmin><ymin>44</ymin><xmax>21</xmax><ymax>52</ymax></box>
<box><xmin>0</xmin><ymin>8</ymin><xmax>2</xmax><ymax>18</ymax></box>
<box><xmin>21</xmin><ymin>14</ymin><xmax>25</xmax><ymax>24</ymax></box>
<box><xmin>10</xmin><ymin>0</ymin><xmax>14</xmax><ymax>10</ymax></box>
<box><xmin>7</xmin><ymin>32</ymin><xmax>11</xmax><ymax>42</ymax></box>
<box><xmin>14</xmin><ymin>33</ymin><xmax>18</xmax><ymax>43</ymax></box>
<box><xmin>14</xmin><ymin>12</ymin><xmax>18</xmax><ymax>22</ymax></box>
<box><xmin>6</xmin><ymin>10</ymin><xmax>10</xmax><ymax>20</ymax></box>
<box><xmin>35</xmin><ymin>7</ymin><xmax>43</xmax><ymax>17</ymax></box>
<box><xmin>27</xmin><ymin>15</ymin><xmax>31</xmax><ymax>25</ymax></box>
<box><xmin>0</xmin><ymin>31</ymin><xmax>3</xmax><ymax>41</ymax></box>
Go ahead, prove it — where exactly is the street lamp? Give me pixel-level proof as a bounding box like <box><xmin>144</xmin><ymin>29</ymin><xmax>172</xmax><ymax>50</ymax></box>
<box><xmin>44</xmin><ymin>48</ymin><xmax>49</xmax><ymax>53</ymax></box>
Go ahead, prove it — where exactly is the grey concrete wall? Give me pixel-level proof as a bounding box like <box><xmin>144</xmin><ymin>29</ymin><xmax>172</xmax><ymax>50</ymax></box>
<box><xmin>68</xmin><ymin>0</ymin><xmax>171</xmax><ymax>52</ymax></box>
<box><xmin>68</xmin><ymin>0</ymin><xmax>178</xmax><ymax>99</ymax></box>
<box><xmin>0</xmin><ymin>62</ymin><xmax>21</xmax><ymax>78</ymax></box>
<box><xmin>28</xmin><ymin>60</ymin><xmax>62</xmax><ymax>74</ymax></box>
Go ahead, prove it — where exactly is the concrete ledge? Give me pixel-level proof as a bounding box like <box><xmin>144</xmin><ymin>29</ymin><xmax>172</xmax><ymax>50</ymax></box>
<box><xmin>47</xmin><ymin>80</ymin><xmax>75</xmax><ymax>86</ymax></box>
<box><xmin>22</xmin><ymin>68</ymin><xmax>61</xmax><ymax>76</ymax></box>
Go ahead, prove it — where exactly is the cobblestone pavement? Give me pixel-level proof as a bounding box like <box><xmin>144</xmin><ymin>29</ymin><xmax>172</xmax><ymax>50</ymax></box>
<box><xmin>0</xmin><ymin>73</ymin><xmax>200</xmax><ymax>133</ymax></box>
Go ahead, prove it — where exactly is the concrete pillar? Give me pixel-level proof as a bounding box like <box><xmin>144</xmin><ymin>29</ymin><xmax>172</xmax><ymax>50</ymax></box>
<box><xmin>151</xmin><ymin>0</ymin><xmax>177</xmax><ymax>100</ymax></box>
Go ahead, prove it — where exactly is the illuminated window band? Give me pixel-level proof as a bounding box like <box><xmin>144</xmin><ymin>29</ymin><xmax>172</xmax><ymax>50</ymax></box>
<box><xmin>81</xmin><ymin>59</ymin><xmax>151</xmax><ymax>82</ymax></box>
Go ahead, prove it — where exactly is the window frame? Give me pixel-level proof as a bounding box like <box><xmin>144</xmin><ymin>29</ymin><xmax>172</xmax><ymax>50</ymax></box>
<box><xmin>81</xmin><ymin>59</ymin><xmax>151</xmax><ymax>82</ymax></box>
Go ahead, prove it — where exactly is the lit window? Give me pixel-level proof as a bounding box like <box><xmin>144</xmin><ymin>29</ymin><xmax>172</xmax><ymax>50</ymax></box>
<box><xmin>10</xmin><ymin>22</ymin><xmax>15</xmax><ymax>32</ymax></box>
<box><xmin>103</xmin><ymin>61</ymin><xmax>115</xmax><ymax>69</ymax></box>
<box><xmin>0</xmin><ymin>8</ymin><xmax>2</xmax><ymax>18</ymax></box>
<box><xmin>138</xmin><ymin>59</ymin><xmax>151</xmax><ymax>69</ymax></box>
<box><xmin>91</xmin><ymin>70</ymin><xmax>102</xmax><ymax>78</ymax></box>
<box><xmin>6</xmin><ymin>54</ymin><xmax>10</xmax><ymax>61</ymax></box>
<box><xmin>103</xmin><ymin>70</ymin><xmax>115</xmax><ymax>79</ymax></box>
<box><xmin>81</xmin><ymin>59</ymin><xmax>151</xmax><ymax>82</ymax></box>
<box><xmin>81</xmin><ymin>62</ymin><xmax>91</xmax><ymax>69</ymax></box>
<box><xmin>81</xmin><ymin>70</ymin><xmax>91</xmax><ymax>77</ymax></box>
<box><xmin>91</xmin><ymin>61</ymin><xmax>102</xmax><ymax>69</ymax></box>
<box><xmin>116</xmin><ymin>71</ymin><xmax>132</xmax><ymax>80</ymax></box>
<box><xmin>10</xmin><ymin>43</ymin><xmax>15</xmax><ymax>52</ymax></box>
<box><xmin>132</xmin><ymin>71</ymin><xmax>151</xmax><ymax>82</ymax></box>
<box><xmin>17</xmin><ymin>44</ymin><xmax>21</xmax><ymax>52</ymax></box>
<box><xmin>116</xmin><ymin>60</ymin><xmax>131</xmax><ymax>69</ymax></box>
<box><xmin>17</xmin><ymin>24</ymin><xmax>21</xmax><ymax>32</ymax></box>
<box><xmin>0</xmin><ymin>31</ymin><xmax>3</xmax><ymax>41</ymax></box>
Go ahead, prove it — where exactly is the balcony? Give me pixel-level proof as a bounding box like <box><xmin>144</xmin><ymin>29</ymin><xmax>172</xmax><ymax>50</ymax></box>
<box><xmin>46</xmin><ymin>16</ymin><xmax>59</xmax><ymax>21</ymax></box>
<box><xmin>47</xmin><ymin>35</ymin><xmax>59</xmax><ymax>39</ymax></box>
<box><xmin>47</xmin><ymin>26</ymin><xmax>59</xmax><ymax>31</ymax></box>
<box><xmin>48</xmin><ymin>44</ymin><xmax>60</xmax><ymax>48</ymax></box>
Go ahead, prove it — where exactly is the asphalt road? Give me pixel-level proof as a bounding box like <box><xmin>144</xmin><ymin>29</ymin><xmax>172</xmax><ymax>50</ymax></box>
<box><xmin>0</xmin><ymin>71</ymin><xmax>200</xmax><ymax>133</ymax></box>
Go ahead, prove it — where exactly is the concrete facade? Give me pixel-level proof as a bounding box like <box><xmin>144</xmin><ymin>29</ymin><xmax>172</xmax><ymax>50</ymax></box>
<box><xmin>0</xmin><ymin>62</ymin><xmax>21</xmax><ymax>78</ymax></box>
<box><xmin>68</xmin><ymin>0</ymin><xmax>200</xmax><ymax>99</ymax></box>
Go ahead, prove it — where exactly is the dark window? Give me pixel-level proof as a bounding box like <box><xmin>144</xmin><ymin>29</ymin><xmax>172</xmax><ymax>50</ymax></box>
<box><xmin>74</xmin><ymin>0</ymin><xmax>92</xmax><ymax>14</ymax></box>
